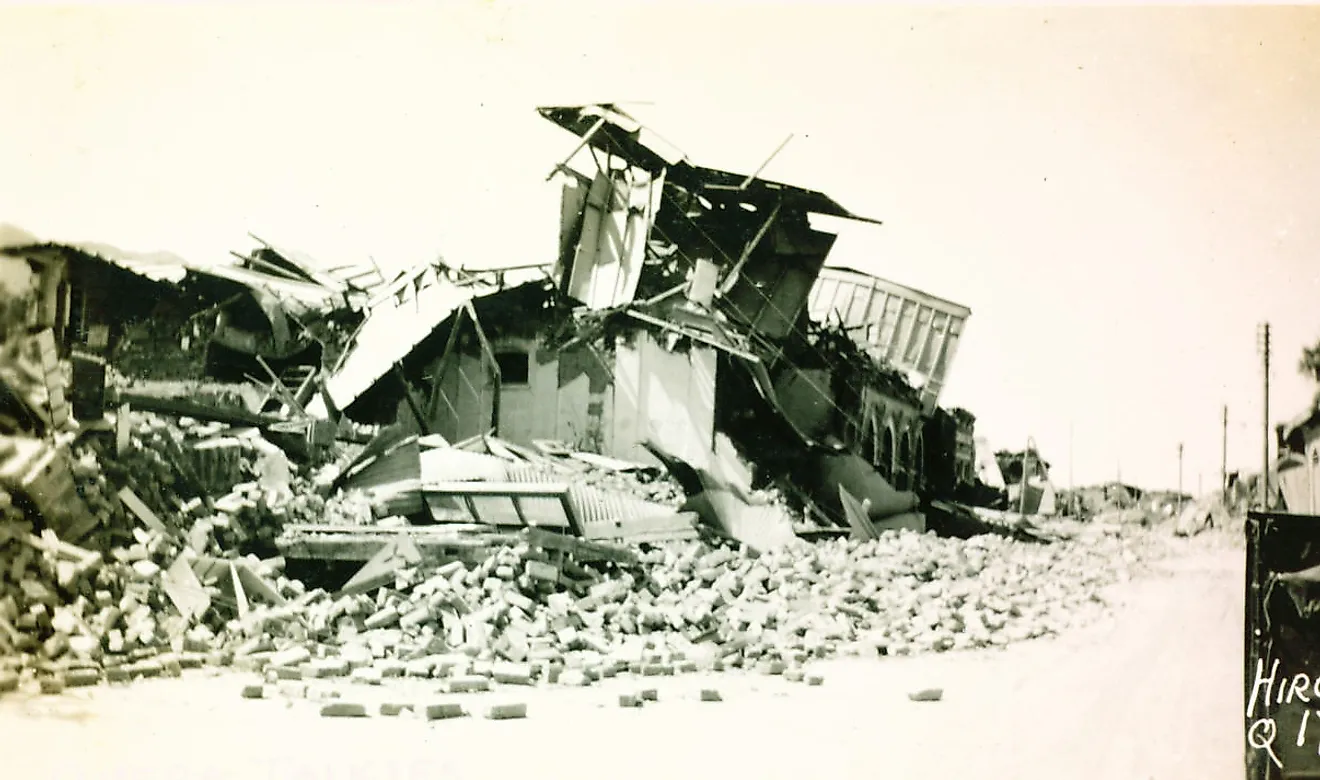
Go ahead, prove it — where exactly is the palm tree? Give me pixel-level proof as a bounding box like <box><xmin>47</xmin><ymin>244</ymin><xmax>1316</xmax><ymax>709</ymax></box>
<box><xmin>1301</xmin><ymin>341</ymin><xmax>1320</xmax><ymax>383</ymax></box>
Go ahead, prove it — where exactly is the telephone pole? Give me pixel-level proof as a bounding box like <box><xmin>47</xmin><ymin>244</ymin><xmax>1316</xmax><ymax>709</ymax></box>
<box><xmin>1177</xmin><ymin>441</ymin><xmax>1184</xmax><ymax>514</ymax></box>
<box><xmin>1259</xmin><ymin>322</ymin><xmax>1272</xmax><ymax>509</ymax></box>
<box><xmin>1221</xmin><ymin>404</ymin><xmax>1228</xmax><ymax>505</ymax></box>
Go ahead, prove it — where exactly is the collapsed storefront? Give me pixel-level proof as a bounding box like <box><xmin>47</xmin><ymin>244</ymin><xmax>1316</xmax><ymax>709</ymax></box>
<box><xmin>322</xmin><ymin>104</ymin><xmax>977</xmax><ymax>543</ymax></box>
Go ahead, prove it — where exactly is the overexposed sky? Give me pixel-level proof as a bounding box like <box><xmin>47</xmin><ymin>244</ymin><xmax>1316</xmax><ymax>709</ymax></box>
<box><xmin>1</xmin><ymin>2</ymin><xmax>1317</xmax><ymax>492</ymax></box>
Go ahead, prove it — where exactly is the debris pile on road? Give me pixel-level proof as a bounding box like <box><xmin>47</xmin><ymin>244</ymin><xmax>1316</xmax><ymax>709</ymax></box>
<box><xmin>216</xmin><ymin>518</ymin><xmax>1162</xmax><ymax>690</ymax></box>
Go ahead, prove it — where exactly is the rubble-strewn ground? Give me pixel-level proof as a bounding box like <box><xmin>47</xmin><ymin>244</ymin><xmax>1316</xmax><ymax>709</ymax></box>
<box><xmin>0</xmin><ymin>532</ymin><xmax>1243</xmax><ymax>780</ymax></box>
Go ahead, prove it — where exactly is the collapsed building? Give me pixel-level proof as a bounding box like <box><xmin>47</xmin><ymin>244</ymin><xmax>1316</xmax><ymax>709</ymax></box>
<box><xmin>3</xmin><ymin>107</ymin><xmax>1181</xmax><ymax>700</ymax></box>
<box><xmin>1277</xmin><ymin>403</ymin><xmax>1320</xmax><ymax>514</ymax></box>
<box><xmin>319</xmin><ymin>104</ymin><xmax>978</xmax><ymax>544</ymax></box>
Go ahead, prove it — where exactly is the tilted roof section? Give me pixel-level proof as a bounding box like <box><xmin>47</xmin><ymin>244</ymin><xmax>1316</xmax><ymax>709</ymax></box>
<box><xmin>537</xmin><ymin>104</ymin><xmax>882</xmax><ymax>225</ymax></box>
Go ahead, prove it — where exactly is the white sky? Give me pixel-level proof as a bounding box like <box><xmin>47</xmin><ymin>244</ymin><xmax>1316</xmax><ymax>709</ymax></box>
<box><xmin>1</xmin><ymin>2</ymin><xmax>1317</xmax><ymax>492</ymax></box>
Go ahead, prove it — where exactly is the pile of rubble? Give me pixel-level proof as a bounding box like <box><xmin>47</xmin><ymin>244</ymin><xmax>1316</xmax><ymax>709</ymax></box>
<box><xmin>0</xmin><ymin>467</ymin><xmax>1168</xmax><ymax>695</ymax></box>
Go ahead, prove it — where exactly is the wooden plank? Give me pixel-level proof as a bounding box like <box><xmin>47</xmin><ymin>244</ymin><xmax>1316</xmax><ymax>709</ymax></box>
<box><xmin>281</xmin><ymin>523</ymin><xmax>491</xmax><ymax>536</ymax></box>
<box><xmin>276</xmin><ymin>534</ymin><xmax>506</xmax><ymax>564</ymax></box>
<box><xmin>420</xmin><ymin>481</ymin><xmax>570</xmax><ymax>498</ymax></box>
<box><xmin>339</xmin><ymin>536</ymin><xmax>424</xmax><ymax>596</ymax></box>
<box><xmin>521</xmin><ymin>527</ymin><xmax>636</xmax><ymax>565</ymax></box>
<box><xmin>117</xmin><ymin>487</ymin><xmax>169</xmax><ymax>534</ymax></box>
<box><xmin>229</xmin><ymin>562</ymin><xmax>249</xmax><ymax>619</ymax></box>
<box><xmin>579</xmin><ymin>512</ymin><xmax>698</xmax><ymax>542</ymax></box>
<box><xmin>161</xmin><ymin>555</ymin><xmax>211</xmax><ymax>621</ymax></box>
<box><xmin>838</xmin><ymin>484</ymin><xmax>878</xmax><ymax>541</ymax></box>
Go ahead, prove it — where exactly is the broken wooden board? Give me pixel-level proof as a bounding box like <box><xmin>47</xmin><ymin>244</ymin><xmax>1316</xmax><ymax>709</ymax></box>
<box><xmin>229</xmin><ymin>562</ymin><xmax>249</xmax><ymax>619</ymax></box>
<box><xmin>161</xmin><ymin>555</ymin><xmax>211</xmax><ymax>621</ymax></box>
<box><xmin>838</xmin><ymin>484</ymin><xmax>879</xmax><ymax>541</ymax></box>
<box><xmin>339</xmin><ymin>535</ymin><xmax>424</xmax><ymax>596</ymax></box>
<box><xmin>521</xmin><ymin>526</ymin><xmax>637</xmax><ymax>565</ymax></box>
<box><xmin>578</xmin><ymin>511</ymin><xmax>699</xmax><ymax>543</ymax></box>
<box><xmin>275</xmin><ymin>525</ymin><xmax>512</xmax><ymax>565</ymax></box>
<box><xmin>117</xmin><ymin>487</ymin><xmax>169</xmax><ymax>535</ymax></box>
<box><xmin>420</xmin><ymin>480</ymin><xmax>581</xmax><ymax>536</ymax></box>
<box><xmin>873</xmin><ymin>511</ymin><xmax>926</xmax><ymax>534</ymax></box>
<box><xmin>683</xmin><ymin>489</ymin><xmax>799</xmax><ymax>554</ymax></box>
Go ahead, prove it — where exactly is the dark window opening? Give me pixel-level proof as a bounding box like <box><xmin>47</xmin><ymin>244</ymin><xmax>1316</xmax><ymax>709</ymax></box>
<box><xmin>495</xmin><ymin>351</ymin><xmax>530</xmax><ymax>385</ymax></box>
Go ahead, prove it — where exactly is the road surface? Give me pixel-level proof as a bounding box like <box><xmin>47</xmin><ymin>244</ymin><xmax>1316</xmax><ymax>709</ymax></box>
<box><xmin>2</xmin><ymin>540</ymin><xmax>1244</xmax><ymax>780</ymax></box>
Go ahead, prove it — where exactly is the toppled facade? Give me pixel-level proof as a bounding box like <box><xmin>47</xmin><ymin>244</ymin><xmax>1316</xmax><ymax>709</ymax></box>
<box><xmin>323</xmin><ymin>103</ymin><xmax>977</xmax><ymax>538</ymax></box>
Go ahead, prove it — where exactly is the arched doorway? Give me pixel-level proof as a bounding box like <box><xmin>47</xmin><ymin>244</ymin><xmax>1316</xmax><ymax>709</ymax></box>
<box><xmin>912</xmin><ymin>433</ymin><xmax>925</xmax><ymax>493</ymax></box>
<box><xmin>896</xmin><ymin>431</ymin><xmax>912</xmax><ymax>490</ymax></box>
<box><xmin>880</xmin><ymin>425</ymin><xmax>895</xmax><ymax>482</ymax></box>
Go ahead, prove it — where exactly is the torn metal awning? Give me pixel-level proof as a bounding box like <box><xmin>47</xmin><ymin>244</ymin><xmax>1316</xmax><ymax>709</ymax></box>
<box><xmin>689</xmin><ymin>165</ymin><xmax>882</xmax><ymax>226</ymax></box>
<box><xmin>1</xmin><ymin>242</ymin><xmax>192</xmax><ymax>285</ymax></box>
<box><xmin>187</xmin><ymin>263</ymin><xmax>347</xmax><ymax>310</ymax></box>
<box><xmin>538</xmin><ymin>104</ymin><xmax>692</xmax><ymax>177</ymax></box>
<box><xmin>537</xmin><ymin>103</ymin><xmax>882</xmax><ymax>226</ymax></box>
<box><xmin>324</xmin><ymin>269</ymin><xmax>502</xmax><ymax>410</ymax></box>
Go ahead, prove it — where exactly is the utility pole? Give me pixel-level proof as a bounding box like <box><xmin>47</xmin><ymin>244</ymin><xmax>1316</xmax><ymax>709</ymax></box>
<box><xmin>1068</xmin><ymin>422</ymin><xmax>1075</xmax><ymax>516</ymax></box>
<box><xmin>1259</xmin><ymin>322</ymin><xmax>1272</xmax><ymax>509</ymax></box>
<box><xmin>1221</xmin><ymin>404</ymin><xmax>1228</xmax><ymax>505</ymax></box>
<box><xmin>1177</xmin><ymin>441</ymin><xmax>1184</xmax><ymax>514</ymax></box>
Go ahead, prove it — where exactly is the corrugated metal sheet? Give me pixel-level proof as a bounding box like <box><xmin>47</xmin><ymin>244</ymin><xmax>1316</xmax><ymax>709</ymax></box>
<box><xmin>562</xmin><ymin>167</ymin><xmax>663</xmax><ymax>310</ymax></box>
<box><xmin>67</xmin><ymin>242</ymin><xmax>192</xmax><ymax>284</ymax></box>
<box><xmin>537</xmin><ymin>104</ymin><xmax>882</xmax><ymax>225</ymax></box>
<box><xmin>808</xmin><ymin>266</ymin><xmax>971</xmax><ymax>412</ymax></box>
<box><xmin>504</xmin><ymin>463</ymin><xmax>680</xmax><ymax>533</ymax></box>
<box><xmin>188</xmin><ymin>263</ymin><xmax>344</xmax><ymax>309</ymax></box>
<box><xmin>325</xmin><ymin>268</ymin><xmax>501</xmax><ymax>410</ymax></box>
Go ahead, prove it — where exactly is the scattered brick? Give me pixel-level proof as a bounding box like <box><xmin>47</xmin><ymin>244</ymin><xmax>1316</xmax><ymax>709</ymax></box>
<box><xmin>483</xmin><ymin>702</ymin><xmax>527</xmax><ymax>720</ymax></box>
<box><xmin>320</xmin><ymin>702</ymin><xmax>368</xmax><ymax>718</ymax></box>
<box><xmin>424</xmin><ymin>702</ymin><xmax>466</xmax><ymax>721</ymax></box>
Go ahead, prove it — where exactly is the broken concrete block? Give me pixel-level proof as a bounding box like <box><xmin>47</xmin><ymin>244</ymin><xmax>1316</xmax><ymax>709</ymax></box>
<box><xmin>65</xmin><ymin>668</ymin><xmax>102</xmax><ymax>688</ymax></box>
<box><xmin>908</xmin><ymin>688</ymin><xmax>942</xmax><ymax>702</ymax></box>
<box><xmin>277</xmin><ymin>683</ymin><xmax>308</xmax><ymax>699</ymax></box>
<box><xmin>757</xmin><ymin>659</ymin><xmax>785</xmax><ymax>676</ymax></box>
<box><xmin>783</xmin><ymin>668</ymin><xmax>805</xmax><ymax>683</ymax></box>
<box><xmin>126</xmin><ymin>660</ymin><xmax>163</xmax><ymax>679</ymax></box>
<box><xmin>444</xmin><ymin>675</ymin><xmax>490</xmax><ymax>693</ymax></box>
<box><xmin>491</xmin><ymin>661</ymin><xmax>533</xmax><ymax>686</ymax></box>
<box><xmin>0</xmin><ymin>671</ymin><xmax>18</xmax><ymax>693</ymax></box>
<box><xmin>806</xmin><ymin>674</ymin><xmax>824</xmax><ymax>687</ymax></box>
<box><xmin>241</xmin><ymin>684</ymin><xmax>265</xmax><ymax>699</ymax></box>
<box><xmin>269</xmin><ymin>646</ymin><xmax>311</xmax><ymax>668</ymax></box>
<box><xmin>269</xmin><ymin>665</ymin><xmax>303</xmax><ymax>681</ymax></box>
<box><xmin>160</xmin><ymin>655</ymin><xmax>183</xmax><ymax>678</ymax></box>
<box><xmin>618</xmin><ymin>694</ymin><xmax>643</xmax><ymax>708</ymax></box>
<box><xmin>339</xmin><ymin>644</ymin><xmax>373</xmax><ymax>669</ymax></box>
<box><xmin>320</xmin><ymin>702</ymin><xmax>368</xmax><ymax>718</ymax></box>
<box><xmin>104</xmin><ymin>667</ymin><xmax>131</xmax><ymax>683</ymax></box>
<box><xmin>700</xmin><ymin>689</ymin><xmax>722</xmax><ymax>702</ymax></box>
<box><xmin>375</xmin><ymin>660</ymin><xmax>406</xmax><ymax>678</ymax></box>
<box><xmin>311</xmin><ymin>658</ymin><xmax>350</xmax><ymax>678</ymax></box>
<box><xmin>379</xmin><ymin>702</ymin><xmax>412</xmax><ymax>717</ymax></box>
<box><xmin>558</xmin><ymin>669</ymin><xmax>590</xmax><ymax>687</ymax></box>
<box><xmin>483</xmin><ymin>702</ymin><xmax>526</xmax><ymax>720</ymax></box>
<box><xmin>364</xmin><ymin>605</ymin><xmax>400</xmax><ymax>630</ymax></box>
<box><xmin>424</xmin><ymin>702</ymin><xmax>465</xmax><ymax>721</ymax></box>
<box><xmin>639</xmin><ymin>688</ymin><xmax>658</xmax><ymax>702</ymax></box>
<box><xmin>40</xmin><ymin>676</ymin><xmax>66</xmax><ymax>695</ymax></box>
<box><xmin>351</xmin><ymin>667</ymin><xmax>383</xmax><ymax>685</ymax></box>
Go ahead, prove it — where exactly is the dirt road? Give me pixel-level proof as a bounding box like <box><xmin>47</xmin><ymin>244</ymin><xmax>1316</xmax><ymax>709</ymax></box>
<box><xmin>3</xmin><ymin>542</ymin><xmax>1244</xmax><ymax>780</ymax></box>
